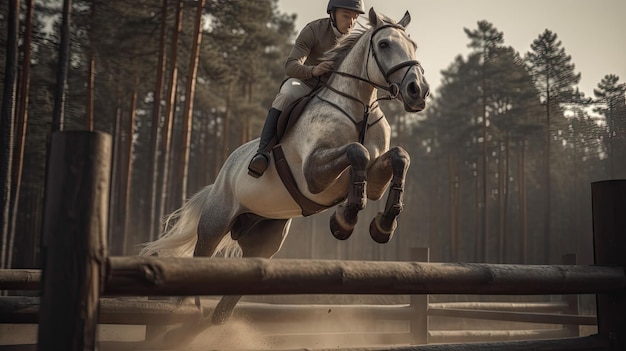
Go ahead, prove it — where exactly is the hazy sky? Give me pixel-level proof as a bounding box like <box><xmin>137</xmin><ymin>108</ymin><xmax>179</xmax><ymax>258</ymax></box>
<box><xmin>277</xmin><ymin>0</ymin><xmax>626</xmax><ymax>99</ymax></box>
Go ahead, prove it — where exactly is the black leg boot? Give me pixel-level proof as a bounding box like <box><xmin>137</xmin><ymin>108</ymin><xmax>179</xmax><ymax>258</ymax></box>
<box><xmin>248</xmin><ymin>108</ymin><xmax>281</xmax><ymax>178</ymax></box>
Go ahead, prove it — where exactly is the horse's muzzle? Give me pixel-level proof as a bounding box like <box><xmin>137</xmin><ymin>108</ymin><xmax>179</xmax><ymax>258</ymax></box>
<box><xmin>400</xmin><ymin>71</ymin><xmax>429</xmax><ymax>112</ymax></box>
<box><xmin>400</xmin><ymin>67</ymin><xmax>430</xmax><ymax>112</ymax></box>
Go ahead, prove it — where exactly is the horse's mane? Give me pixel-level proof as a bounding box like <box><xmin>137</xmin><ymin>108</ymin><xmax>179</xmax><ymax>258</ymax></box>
<box><xmin>323</xmin><ymin>12</ymin><xmax>400</xmax><ymax>70</ymax></box>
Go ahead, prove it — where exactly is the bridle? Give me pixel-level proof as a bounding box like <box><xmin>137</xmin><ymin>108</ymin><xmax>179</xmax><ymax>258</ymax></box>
<box><xmin>318</xmin><ymin>23</ymin><xmax>423</xmax><ymax>143</ymax></box>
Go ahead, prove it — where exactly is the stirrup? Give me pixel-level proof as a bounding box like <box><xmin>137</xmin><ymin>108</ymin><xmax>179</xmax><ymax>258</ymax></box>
<box><xmin>248</xmin><ymin>151</ymin><xmax>270</xmax><ymax>178</ymax></box>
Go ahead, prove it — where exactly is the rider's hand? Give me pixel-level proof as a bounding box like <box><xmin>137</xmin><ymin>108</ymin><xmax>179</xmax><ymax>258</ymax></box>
<box><xmin>312</xmin><ymin>61</ymin><xmax>334</xmax><ymax>77</ymax></box>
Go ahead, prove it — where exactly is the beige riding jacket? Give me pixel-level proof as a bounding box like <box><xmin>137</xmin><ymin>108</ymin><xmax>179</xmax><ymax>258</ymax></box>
<box><xmin>285</xmin><ymin>17</ymin><xmax>341</xmax><ymax>88</ymax></box>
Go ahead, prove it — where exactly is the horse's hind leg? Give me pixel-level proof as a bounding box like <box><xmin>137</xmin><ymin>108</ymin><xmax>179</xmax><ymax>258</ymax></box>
<box><xmin>210</xmin><ymin>218</ymin><xmax>292</xmax><ymax>325</ymax></box>
<box><xmin>162</xmin><ymin>216</ymin><xmax>292</xmax><ymax>348</ymax></box>
<box><xmin>194</xmin><ymin>205</ymin><xmax>233</xmax><ymax>257</ymax></box>
<box><xmin>187</xmin><ymin>205</ymin><xmax>234</xmax><ymax>310</ymax></box>
<box><xmin>368</xmin><ymin>146</ymin><xmax>410</xmax><ymax>243</ymax></box>
<box><xmin>161</xmin><ymin>203</ymin><xmax>235</xmax><ymax>347</ymax></box>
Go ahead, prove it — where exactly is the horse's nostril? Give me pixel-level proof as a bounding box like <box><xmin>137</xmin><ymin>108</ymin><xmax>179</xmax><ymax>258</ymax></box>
<box><xmin>408</xmin><ymin>81</ymin><xmax>420</xmax><ymax>99</ymax></box>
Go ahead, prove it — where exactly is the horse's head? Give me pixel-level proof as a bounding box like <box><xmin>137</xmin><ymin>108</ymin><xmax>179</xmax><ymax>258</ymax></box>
<box><xmin>367</xmin><ymin>8</ymin><xmax>430</xmax><ymax>112</ymax></box>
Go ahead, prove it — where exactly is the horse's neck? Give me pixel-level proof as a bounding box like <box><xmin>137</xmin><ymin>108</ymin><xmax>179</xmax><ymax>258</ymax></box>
<box><xmin>325</xmin><ymin>36</ymin><xmax>376</xmax><ymax>113</ymax></box>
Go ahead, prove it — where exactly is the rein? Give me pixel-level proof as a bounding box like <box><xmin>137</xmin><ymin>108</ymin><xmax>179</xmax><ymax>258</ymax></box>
<box><xmin>319</xmin><ymin>23</ymin><xmax>422</xmax><ymax>144</ymax></box>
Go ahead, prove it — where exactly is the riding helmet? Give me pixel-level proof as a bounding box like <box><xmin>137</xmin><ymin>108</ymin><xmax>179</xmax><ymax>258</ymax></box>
<box><xmin>327</xmin><ymin>0</ymin><xmax>365</xmax><ymax>14</ymax></box>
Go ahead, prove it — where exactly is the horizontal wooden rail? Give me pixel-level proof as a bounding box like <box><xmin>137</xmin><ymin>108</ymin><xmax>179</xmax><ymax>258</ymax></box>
<box><xmin>3</xmin><ymin>259</ymin><xmax>624</xmax><ymax>297</ymax></box>
<box><xmin>428</xmin><ymin>307</ymin><xmax>597</xmax><ymax>325</ymax></box>
<box><xmin>428</xmin><ymin>301</ymin><xmax>569</xmax><ymax>312</ymax></box>
<box><xmin>105</xmin><ymin>256</ymin><xmax>626</xmax><ymax>296</ymax></box>
<box><xmin>0</xmin><ymin>296</ymin><xmax>413</xmax><ymax>325</ymax></box>
<box><xmin>428</xmin><ymin>329</ymin><xmax>574</xmax><ymax>344</ymax></box>
<box><xmin>0</xmin><ymin>296</ymin><xmax>201</xmax><ymax>325</ymax></box>
<box><xmin>0</xmin><ymin>269</ymin><xmax>40</xmax><ymax>290</ymax></box>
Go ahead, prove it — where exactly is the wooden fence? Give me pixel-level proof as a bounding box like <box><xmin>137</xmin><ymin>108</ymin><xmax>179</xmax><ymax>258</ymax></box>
<box><xmin>0</xmin><ymin>253</ymin><xmax>597</xmax><ymax>348</ymax></box>
<box><xmin>1</xmin><ymin>131</ymin><xmax>625</xmax><ymax>351</ymax></box>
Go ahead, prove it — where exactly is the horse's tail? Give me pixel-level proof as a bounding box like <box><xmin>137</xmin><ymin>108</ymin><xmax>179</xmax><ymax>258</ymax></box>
<box><xmin>138</xmin><ymin>185</ymin><xmax>241</xmax><ymax>258</ymax></box>
<box><xmin>138</xmin><ymin>185</ymin><xmax>209</xmax><ymax>258</ymax></box>
<box><xmin>138</xmin><ymin>186</ymin><xmax>208</xmax><ymax>257</ymax></box>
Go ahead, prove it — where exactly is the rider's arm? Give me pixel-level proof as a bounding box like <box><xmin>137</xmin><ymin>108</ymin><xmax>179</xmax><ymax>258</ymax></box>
<box><xmin>285</xmin><ymin>18</ymin><xmax>337</xmax><ymax>82</ymax></box>
<box><xmin>285</xmin><ymin>24</ymin><xmax>317</xmax><ymax>80</ymax></box>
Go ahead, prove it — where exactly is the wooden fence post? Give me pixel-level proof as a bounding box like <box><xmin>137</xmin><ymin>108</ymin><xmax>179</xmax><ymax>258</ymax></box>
<box><xmin>37</xmin><ymin>131</ymin><xmax>111</xmax><ymax>351</ymax></box>
<box><xmin>562</xmin><ymin>253</ymin><xmax>580</xmax><ymax>337</ymax></box>
<box><xmin>410</xmin><ymin>247</ymin><xmax>429</xmax><ymax>344</ymax></box>
<box><xmin>592</xmin><ymin>180</ymin><xmax>626</xmax><ymax>351</ymax></box>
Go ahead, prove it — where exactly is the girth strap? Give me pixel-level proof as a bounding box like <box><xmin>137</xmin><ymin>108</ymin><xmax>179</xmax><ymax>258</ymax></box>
<box><xmin>272</xmin><ymin>145</ymin><xmax>330</xmax><ymax>217</ymax></box>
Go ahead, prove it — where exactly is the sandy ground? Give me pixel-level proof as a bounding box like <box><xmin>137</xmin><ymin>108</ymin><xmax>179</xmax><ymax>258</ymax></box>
<box><xmin>0</xmin><ymin>319</ymin><xmax>598</xmax><ymax>350</ymax></box>
<box><xmin>0</xmin><ymin>296</ymin><xmax>598</xmax><ymax>350</ymax></box>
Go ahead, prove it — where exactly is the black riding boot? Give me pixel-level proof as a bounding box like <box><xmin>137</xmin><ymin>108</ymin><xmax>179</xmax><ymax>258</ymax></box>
<box><xmin>248</xmin><ymin>108</ymin><xmax>281</xmax><ymax>178</ymax></box>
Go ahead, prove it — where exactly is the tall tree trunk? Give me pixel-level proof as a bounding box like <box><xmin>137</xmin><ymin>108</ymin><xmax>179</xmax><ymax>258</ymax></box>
<box><xmin>608</xmin><ymin>102</ymin><xmax>615</xmax><ymax>178</ymax></box>
<box><xmin>123</xmin><ymin>84</ymin><xmax>138</xmax><ymax>254</ymax></box>
<box><xmin>108</xmin><ymin>102</ymin><xmax>124</xmax><ymax>255</ymax></box>
<box><xmin>1</xmin><ymin>0</ymin><xmax>20</xmax><ymax>269</ymax></box>
<box><xmin>51</xmin><ymin>0</ymin><xmax>72</xmax><ymax>132</ymax></box>
<box><xmin>147</xmin><ymin>0</ymin><xmax>169</xmax><ymax>241</ymax></box>
<box><xmin>9</xmin><ymin>0</ymin><xmax>34</xmax><ymax>269</ymax></box>
<box><xmin>544</xmin><ymin>79</ymin><xmax>552</xmax><ymax>263</ymax></box>
<box><xmin>447</xmin><ymin>152</ymin><xmax>458</xmax><ymax>260</ymax></box>
<box><xmin>220</xmin><ymin>81</ymin><xmax>233</xmax><ymax>174</ymax></box>
<box><xmin>243</xmin><ymin>79</ymin><xmax>253</xmax><ymax>143</ymax></box>
<box><xmin>86</xmin><ymin>1</ymin><xmax>96</xmax><ymax>131</ymax></box>
<box><xmin>503</xmin><ymin>134</ymin><xmax>511</xmax><ymax>262</ymax></box>
<box><xmin>497</xmin><ymin>141</ymin><xmax>505</xmax><ymax>262</ymax></box>
<box><xmin>474</xmin><ymin>164</ymin><xmax>480</xmax><ymax>261</ymax></box>
<box><xmin>178</xmin><ymin>0</ymin><xmax>205</xmax><ymax>203</ymax></box>
<box><xmin>159</xmin><ymin>0</ymin><xmax>183</xmax><ymax>220</ymax></box>
<box><xmin>480</xmin><ymin>45</ymin><xmax>489</xmax><ymax>262</ymax></box>
<box><xmin>481</xmin><ymin>81</ymin><xmax>489</xmax><ymax>262</ymax></box>
<box><xmin>518</xmin><ymin>139</ymin><xmax>528</xmax><ymax>263</ymax></box>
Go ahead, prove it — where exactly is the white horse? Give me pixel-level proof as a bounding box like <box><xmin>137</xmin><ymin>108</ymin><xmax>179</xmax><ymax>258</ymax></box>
<box><xmin>140</xmin><ymin>7</ymin><xmax>429</xmax><ymax>344</ymax></box>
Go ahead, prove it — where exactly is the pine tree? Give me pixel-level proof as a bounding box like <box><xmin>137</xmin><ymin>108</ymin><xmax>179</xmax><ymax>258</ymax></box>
<box><xmin>462</xmin><ymin>21</ymin><xmax>505</xmax><ymax>261</ymax></box>
<box><xmin>525</xmin><ymin>29</ymin><xmax>581</xmax><ymax>263</ymax></box>
<box><xmin>417</xmin><ymin>21</ymin><xmax>541</xmax><ymax>262</ymax></box>
<box><xmin>594</xmin><ymin>74</ymin><xmax>626</xmax><ymax>178</ymax></box>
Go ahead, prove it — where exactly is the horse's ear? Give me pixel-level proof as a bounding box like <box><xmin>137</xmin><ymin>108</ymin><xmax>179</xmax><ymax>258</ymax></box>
<box><xmin>398</xmin><ymin>11</ymin><xmax>411</xmax><ymax>28</ymax></box>
<box><xmin>368</xmin><ymin>7</ymin><xmax>382</xmax><ymax>26</ymax></box>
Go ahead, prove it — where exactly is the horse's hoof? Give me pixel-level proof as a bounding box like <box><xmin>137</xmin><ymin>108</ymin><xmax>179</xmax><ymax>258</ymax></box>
<box><xmin>330</xmin><ymin>213</ymin><xmax>354</xmax><ymax>240</ymax></box>
<box><xmin>369</xmin><ymin>213</ymin><xmax>396</xmax><ymax>244</ymax></box>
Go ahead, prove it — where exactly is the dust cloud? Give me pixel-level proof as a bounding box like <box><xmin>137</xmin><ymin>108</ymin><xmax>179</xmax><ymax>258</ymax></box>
<box><xmin>177</xmin><ymin>298</ymin><xmax>410</xmax><ymax>350</ymax></box>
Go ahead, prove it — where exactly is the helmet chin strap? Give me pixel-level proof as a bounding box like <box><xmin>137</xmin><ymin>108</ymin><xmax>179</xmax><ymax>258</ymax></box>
<box><xmin>330</xmin><ymin>12</ymin><xmax>347</xmax><ymax>36</ymax></box>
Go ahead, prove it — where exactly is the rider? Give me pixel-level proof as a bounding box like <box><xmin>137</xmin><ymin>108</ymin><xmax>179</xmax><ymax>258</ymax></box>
<box><xmin>247</xmin><ymin>0</ymin><xmax>365</xmax><ymax>178</ymax></box>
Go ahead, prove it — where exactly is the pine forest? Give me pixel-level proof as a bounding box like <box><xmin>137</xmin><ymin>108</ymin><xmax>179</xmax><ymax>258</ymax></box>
<box><xmin>1</xmin><ymin>0</ymin><xmax>625</xmax><ymax>274</ymax></box>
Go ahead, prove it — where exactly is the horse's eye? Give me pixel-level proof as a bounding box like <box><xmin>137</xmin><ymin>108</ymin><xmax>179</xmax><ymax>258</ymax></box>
<box><xmin>378</xmin><ymin>41</ymin><xmax>389</xmax><ymax>49</ymax></box>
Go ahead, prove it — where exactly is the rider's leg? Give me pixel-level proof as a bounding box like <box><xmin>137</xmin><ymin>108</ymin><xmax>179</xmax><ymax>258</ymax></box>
<box><xmin>248</xmin><ymin>78</ymin><xmax>310</xmax><ymax>178</ymax></box>
<box><xmin>248</xmin><ymin>107</ymin><xmax>281</xmax><ymax>178</ymax></box>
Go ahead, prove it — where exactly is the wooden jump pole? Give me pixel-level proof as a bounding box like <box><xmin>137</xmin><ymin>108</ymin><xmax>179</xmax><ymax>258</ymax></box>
<box><xmin>592</xmin><ymin>179</ymin><xmax>626</xmax><ymax>351</ymax></box>
<box><xmin>105</xmin><ymin>257</ymin><xmax>625</xmax><ymax>296</ymax></box>
<box><xmin>37</xmin><ymin>131</ymin><xmax>111</xmax><ymax>351</ymax></box>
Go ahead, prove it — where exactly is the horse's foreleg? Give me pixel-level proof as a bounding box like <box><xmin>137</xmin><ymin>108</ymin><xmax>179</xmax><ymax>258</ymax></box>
<box><xmin>368</xmin><ymin>147</ymin><xmax>410</xmax><ymax>243</ymax></box>
<box><xmin>326</xmin><ymin>144</ymin><xmax>370</xmax><ymax>240</ymax></box>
